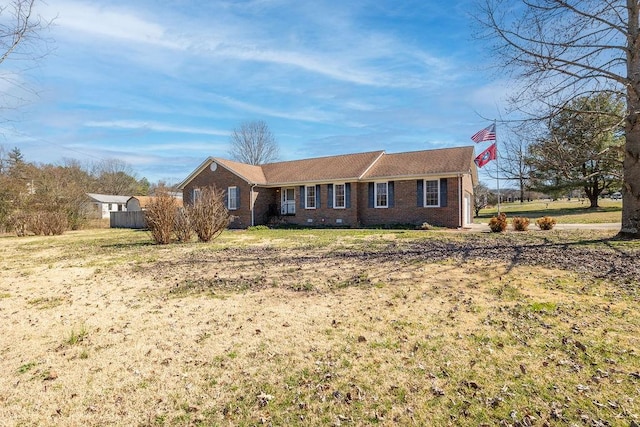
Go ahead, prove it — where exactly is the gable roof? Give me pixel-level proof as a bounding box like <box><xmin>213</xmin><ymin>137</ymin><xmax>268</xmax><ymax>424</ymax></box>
<box><xmin>261</xmin><ymin>151</ymin><xmax>384</xmax><ymax>185</ymax></box>
<box><xmin>215</xmin><ymin>158</ymin><xmax>267</xmax><ymax>184</ymax></box>
<box><xmin>86</xmin><ymin>193</ymin><xmax>130</xmax><ymax>204</ymax></box>
<box><xmin>363</xmin><ymin>147</ymin><xmax>476</xmax><ymax>180</ymax></box>
<box><xmin>178</xmin><ymin>147</ymin><xmax>476</xmax><ymax>189</ymax></box>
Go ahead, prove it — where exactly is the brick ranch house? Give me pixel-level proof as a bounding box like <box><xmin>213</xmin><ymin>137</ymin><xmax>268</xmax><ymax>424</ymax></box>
<box><xmin>177</xmin><ymin>146</ymin><xmax>478</xmax><ymax>229</ymax></box>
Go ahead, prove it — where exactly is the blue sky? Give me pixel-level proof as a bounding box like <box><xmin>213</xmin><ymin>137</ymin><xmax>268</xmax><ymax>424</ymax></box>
<box><xmin>1</xmin><ymin>0</ymin><xmax>509</xmax><ymax>184</ymax></box>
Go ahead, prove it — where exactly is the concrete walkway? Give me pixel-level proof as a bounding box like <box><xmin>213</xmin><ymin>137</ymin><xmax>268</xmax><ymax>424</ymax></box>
<box><xmin>464</xmin><ymin>222</ymin><xmax>621</xmax><ymax>232</ymax></box>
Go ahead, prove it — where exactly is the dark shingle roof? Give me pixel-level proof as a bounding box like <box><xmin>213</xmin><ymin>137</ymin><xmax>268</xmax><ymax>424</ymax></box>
<box><xmin>178</xmin><ymin>147</ymin><xmax>476</xmax><ymax>189</ymax></box>
<box><xmin>362</xmin><ymin>147</ymin><xmax>475</xmax><ymax>179</ymax></box>
<box><xmin>215</xmin><ymin>158</ymin><xmax>267</xmax><ymax>184</ymax></box>
<box><xmin>261</xmin><ymin>151</ymin><xmax>384</xmax><ymax>185</ymax></box>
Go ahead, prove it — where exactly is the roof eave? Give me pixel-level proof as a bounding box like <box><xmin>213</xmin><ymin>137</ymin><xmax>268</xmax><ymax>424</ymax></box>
<box><xmin>177</xmin><ymin>157</ymin><xmax>266</xmax><ymax>189</ymax></box>
<box><xmin>363</xmin><ymin>171</ymin><xmax>473</xmax><ymax>181</ymax></box>
<box><xmin>176</xmin><ymin>157</ymin><xmax>215</xmax><ymax>190</ymax></box>
<box><xmin>259</xmin><ymin>177</ymin><xmax>363</xmax><ymax>187</ymax></box>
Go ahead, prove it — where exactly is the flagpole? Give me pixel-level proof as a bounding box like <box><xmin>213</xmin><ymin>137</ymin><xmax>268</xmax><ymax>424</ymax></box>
<box><xmin>495</xmin><ymin>120</ymin><xmax>501</xmax><ymax>214</ymax></box>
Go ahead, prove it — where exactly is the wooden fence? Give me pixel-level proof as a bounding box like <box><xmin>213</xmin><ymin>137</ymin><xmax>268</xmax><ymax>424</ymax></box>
<box><xmin>110</xmin><ymin>211</ymin><xmax>146</xmax><ymax>229</ymax></box>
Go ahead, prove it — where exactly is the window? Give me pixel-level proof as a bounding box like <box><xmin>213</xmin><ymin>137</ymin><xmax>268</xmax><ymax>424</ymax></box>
<box><xmin>334</xmin><ymin>184</ymin><xmax>345</xmax><ymax>208</ymax></box>
<box><xmin>305</xmin><ymin>185</ymin><xmax>316</xmax><ymax>209</ymax></box>
<box><xmin>424</xmin><ymin>179</ymin><xmax>440</xmax><ymax>207</ymax></box>
<box><xmin>192</xmin><ymin>188</ymin><xmax>201</xmax><ymax>203</ymax></box>
<box><xmin>375</xmin><ymin>182</ymin><xmax>388</xmax><ymax>208</ymax></box>
<box><xmin>228</xmin><ymin>186</ymin><xmax>238</xmax><ymax>210</ymax></box>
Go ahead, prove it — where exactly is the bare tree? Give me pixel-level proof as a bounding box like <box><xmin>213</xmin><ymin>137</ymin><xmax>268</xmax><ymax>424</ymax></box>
<box><xmin>489</xmin><ymin>133</ymin><xmax>531</xmax><ymax>203</ymax></box>
<box><xmin>1</xmin><ymin>0</ymin><xmax>52</xmax><ymax>111</ymax></box>
<box><xmin>477</xmin><ymin>0</ymin><xmax>640</xmax><ymax>238</ymax></box>
<box><xmin>229</xmin><ymin>120</ymin><xmax>279</xmax><ymax>165</ymax></box>
<box><xmin>473</xmin><ymin>182</ymin><xmax>495</xmax><ymax>217</ymax></box>
<box><xmin>91</xmin><ymin>158</ymin><xmax>142</xmax><ymax>195</ymax></box>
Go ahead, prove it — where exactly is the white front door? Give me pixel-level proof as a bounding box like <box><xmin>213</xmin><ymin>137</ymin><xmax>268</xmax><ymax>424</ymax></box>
<box><xmin>463</xmin><ymin>194</ymin><xmax>472</xmax><ymax>227</ymax></box>
<box><xmin>281</xmin><ymin>188</ymin><xmax>296</xmax><ymax>215</ymax></box>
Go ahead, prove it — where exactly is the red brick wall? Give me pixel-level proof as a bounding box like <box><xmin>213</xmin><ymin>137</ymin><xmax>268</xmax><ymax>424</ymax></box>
<box><xmin>183</xmin><ymin>163</ymin><xmax>253</xmax><ymax>228</ymax></box>
<box><xmin>357</xmin><ymin>177</ymin><xmax>462</xmax><ymax>228</ymax></box>
<box><xmin>275</xmin><ymin>183</ymin><xmax>359</xmax><ymax>227</ymax></box>
<box><xmin>253</xmin><ymin>187</ymin><xmax>278</xmax><ymax>226</ymax></box>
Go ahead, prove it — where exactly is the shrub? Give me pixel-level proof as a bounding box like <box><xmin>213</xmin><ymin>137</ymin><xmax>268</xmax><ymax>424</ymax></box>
<box><xmin>145</xmin><ymin>192</ymin><xmax>179</xmax><ymax>244</ymax></box>
<box><xmin>248</xmin><ymin>225</ymin><xmax>269</xmax><ymax>231</ymax></box>
<box><xmin>8</xmin><ymin>211</ymin><xmax>29</xmax><ymax>236</ymax></box>
<box><xmin>536</xmin><ymin>216</ymin><xmax>557</xmax><ymax>230</ymax></box>
<box><xmin>27</xmin><ymin>211</ymin><xmax>68</xmax><ymax>236</ymax></box>
<box><xmin>188</xmin><ymin>186</ymin><xmax>230</xmax><ymax>242</ymax></box>
<box><xmin>488</xmin><ymin>212</ymin><xmax>508</xmax><ymax>232</ymax></box>
<box><xmin>173</xmin><ymin>208</ymin><xmax>193</xmax><ymax>243</ymax></box>
<box><xmin>512</xmin><ymin>216</ymin><xmax>530</xmax><ymax>231</ymax></box>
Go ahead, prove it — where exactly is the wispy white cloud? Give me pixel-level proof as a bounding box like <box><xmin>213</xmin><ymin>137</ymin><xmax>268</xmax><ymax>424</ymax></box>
<box><xmin>131</xmin><ymin>141</ymin><xmax>229</xmax><ymax>153</ymax></box>
<box><xmin>84</xmin><ymin>120</ymin><xmax>229</xmax><ymax>136</ymax></box>
<box><xmin>211</xmin><ymin>95</ymin><xmax>339</xmax><ymax>124</ymax></box>
<box><xmin>42</xmin><ymin>1</ymin><xmax>184</xmax><ymax>49</ymax></box>
<box><xmin>44</xmin><ymin>0</ymin><xmax>456</xmax><ymax>89</ymax></box>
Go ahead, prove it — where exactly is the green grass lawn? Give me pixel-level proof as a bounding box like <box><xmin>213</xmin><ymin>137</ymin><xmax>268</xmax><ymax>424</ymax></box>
<box><xmin>476</xmin><ymin>198</ymin><xmax>622</xmax><ymax>224</ymax></box>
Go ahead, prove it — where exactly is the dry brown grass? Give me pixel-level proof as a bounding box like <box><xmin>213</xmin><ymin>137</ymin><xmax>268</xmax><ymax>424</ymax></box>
<box><xmin>0</xmin><ymin>229</ymin><xmax>638</xmax><ymax>426</ymax></box>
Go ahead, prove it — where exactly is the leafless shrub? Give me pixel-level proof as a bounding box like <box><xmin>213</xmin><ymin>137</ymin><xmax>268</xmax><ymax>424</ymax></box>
<box><xmin>45</xmin><ymin>212</ymin><xmax>68</xmax><ymax>235</ymax></box>
<box><xmin>28</xmin><ymin>211</ymin><xmax>68</xmax><ymax>236</ymax></box>
<box><xmin>188</xmin><ymin>186</ymin><xmax>229</xmax><ymax>242</ymax></box>
<box><xmin>145</xmin><ymin>192</ymin><xmax>178</xmax><ymax>245</ymax></box>
<box><xmin>28</xmin><ymin>212</ymin><xmax>47</xmax><ymax>236</ymax></box>
<box><xmin>173</xmin><ymin>208</ymin><xmax>192</xmax><ymax>243</ymax></box>
<box><xmin>8</xmin><ymin>211</ymin><xmax>29</xmax><ymax>236</ymax></box>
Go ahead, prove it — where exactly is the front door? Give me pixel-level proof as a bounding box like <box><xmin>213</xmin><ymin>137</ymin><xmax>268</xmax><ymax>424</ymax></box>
<box><xmin>281</xmin><ymin>188</ymin><xmax>296</xmax><ymax>215</ymax></box>
<box><xmin>463</xmin><ymin>194</ymin><xmax>472</xmax><ymax>227</ymax></box>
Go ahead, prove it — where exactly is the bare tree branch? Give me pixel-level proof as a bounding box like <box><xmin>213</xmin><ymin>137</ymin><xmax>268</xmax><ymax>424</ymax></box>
<box><xmin>0</xmin><ymin>0</ymin><xmax>53</xmax><ymax>115</ymax></box>
<box><xmin>476</xmin><ymin>0</ymin><xmax>640</xmax><ymax>237</ymax></box>
<box><xmin>228</xmin><ymin>120</ymin><xmax>280</xmax><ymax>165</ymax></box>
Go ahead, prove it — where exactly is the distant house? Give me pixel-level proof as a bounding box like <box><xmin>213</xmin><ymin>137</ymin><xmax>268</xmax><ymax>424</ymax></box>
<box><xmin>177</xmin><ymin>147</ymin><xmax>478</xmax><ymax>229</ymax></box>
<box><xmin>126</xmin><ymin>195</ymin><xmax>184</xmax><ymax>211</ymax></box>
<box><xmin>86</xmin><ymin>193</ymin><xmax>129</xmax><ymax>219</ymax></box>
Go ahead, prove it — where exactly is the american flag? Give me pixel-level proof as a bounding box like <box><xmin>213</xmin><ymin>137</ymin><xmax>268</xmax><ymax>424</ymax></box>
<box><xmin>471</xmin><ymin>123</ymin><xmax>496</xmax><ymax>143</ymax></box>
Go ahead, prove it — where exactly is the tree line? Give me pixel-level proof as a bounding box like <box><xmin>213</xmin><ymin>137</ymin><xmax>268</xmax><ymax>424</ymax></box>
<box><xmin>0</xmin><ymin>146</ymin><xmax>157</xmax><ymax>233</ymax></box>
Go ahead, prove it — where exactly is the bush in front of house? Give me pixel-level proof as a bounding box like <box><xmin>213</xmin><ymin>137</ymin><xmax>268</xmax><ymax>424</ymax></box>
<box><xmin>173</xmin><ymin>208</ymin><xmax>192</xmax><ymax>242</ymax></box>
<box><xmin>247</xmin><ymin>225</ymin><xmax>270</xmax><ymax>231</ymax></box>
<box><xmin>145</xmin><ymin>192</ymin><xmax>179</xmax><ymax>244</ymax></box>
<box><xmin>488</xmin><ymin>212</ymin><xmax>508</xmax><ymax>232</ymax></box>
<box><xmin>536</xmin><ymin>216</ymin><xmax>557</xmax><ymax>230</ymax></box>
<box><xmin>511</xmin><ymin>216</ymin><xmax>530</xmax><ymax>231</ymax></box>
<box><xmin>188</xmin><ymin>186</ymin><xmax>230</xmax><ymax>243</ymax></box>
